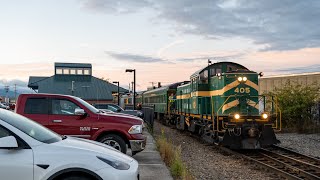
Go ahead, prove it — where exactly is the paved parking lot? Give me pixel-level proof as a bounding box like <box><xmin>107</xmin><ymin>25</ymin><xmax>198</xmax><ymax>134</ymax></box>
<box><xmin>130</xmin><ymin>130</ymin><xmax>173</xmax><ymax>180</ymax></box>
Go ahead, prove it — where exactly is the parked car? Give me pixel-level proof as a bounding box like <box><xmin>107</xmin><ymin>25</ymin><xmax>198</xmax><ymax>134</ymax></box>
<box><xmin>9</xmin><ymin>103</ymin><xmax>16</xmax><ymax>110</ymax></box>
<box><xmin>15</xmin><ymin>93</ymin><xmax>146</xmax><ymax>155</ymax></box>
<box><xmin>93</xmin><ymin>103</ymin><xmax>144</xmax><ymax>119</ymax></box>
<box><xmin>0</xmin><ymin>109</ymin><xmax>139</xmax><ymax>180</ymax></box>
<box><xmin>0</xmin><ymin>103</ymin><xmax>9</xmax><ymax>110</ymax></box>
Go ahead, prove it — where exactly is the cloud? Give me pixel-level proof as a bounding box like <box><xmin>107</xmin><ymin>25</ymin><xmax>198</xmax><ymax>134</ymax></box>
<box><xmin>275</xmin><ymin>64</ymin><xmax>320</xmax><ymax>73</ymax></box>
<box><xmin>0</xmin><ymin>79</ymin><xmax>28</xmax><ymax>87</ymax></box>
<box><xmin>157</xmin><ymin>40</ymin><xmax>185</xmax><ymax>57</ymax></box>
<box><xmin>176</xmin><ymin>53</ymin><xmax>245</xmax><ymax>62</ymax></box>
<box><xmin>0</xmin><ymin>79</ymin><xmax>34</xmax><ymax>95</ymax></box>
<box><xmin>82</xmin><ymin>0</ymin><xmax>320</xmax><ymax>51</ymax></box>
<box><xmin>105</xmin><ymin>51</ymin><xmax>169</xmax><ymax>63</ymax></box>
<box><xmin>80</xmin><ymin>0</ymin><xmax>151</xmax><ymax>14</ymax></box>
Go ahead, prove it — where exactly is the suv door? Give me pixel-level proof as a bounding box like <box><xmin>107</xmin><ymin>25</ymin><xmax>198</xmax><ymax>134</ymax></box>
<box><xmin>0</xmin><ymin>126</ymin><xmax>33</xmax><ymax>180</ymax></box>
<box><xmin>47</xmin><ymin>98</ymin><xmax>92</xmax><ymax>139</ymax></box>
<box><xmin>23</xmin><ymin>97</ymin><xmax>50</xmax><ymax>126</ymax></box>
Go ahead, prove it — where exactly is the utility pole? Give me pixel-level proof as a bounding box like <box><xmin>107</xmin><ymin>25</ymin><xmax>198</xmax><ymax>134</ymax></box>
<box><xmin>14</xmin><ymin>84</ymin><xmax>17</xmax><ymax>100</ymax></box>
<box><xmin>128</xmin><ymin>83</ymin><xmax>131</xmax><ymax>93</ymax></box>
<box><xmin>125</xmin><ymin>69</ymin><xmax>136</xmax><ymax>110</ymax></box>
<box><xmin>4</xmin><ymin>86</ymin><xmax>9</xmax><ymax>104</ymax></box>
<box><xmin>131</xmin><ymin>82</ymin><xmax>134</xmax><ymax>93</ymax></box>
<box><xmin>71</xmin><ymin>81</ymin><xmax>75</xmax><ymax>96</ymax></box>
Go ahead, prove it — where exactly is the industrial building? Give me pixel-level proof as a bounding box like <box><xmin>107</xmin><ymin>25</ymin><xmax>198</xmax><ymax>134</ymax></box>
<box><xmin>259</xmin><ymin>72</ymin><xmax>320</xmax><ymax>94</ymax></box>
<box><xmin>28</xmin><ymin>62</ymin><xmax>128</xmax><ymax>104</ymax></box>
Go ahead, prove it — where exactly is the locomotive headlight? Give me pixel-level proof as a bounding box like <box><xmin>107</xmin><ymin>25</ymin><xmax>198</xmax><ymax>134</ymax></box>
<box><xmin>234</xmin><ymin>114</ymin><xmax>240</xmax><ymax>119</ymax></box>
<box><xmin>243</xmin><ymin>77</ymin><xmax>247</xmax><ymax>81</ymax></box>
<box><xmin>237</xmin><ymin>77</ymin><xmax>243</xmax><ymax>82</ymax></box>
<box><xmin>262</xmin><ymin>113</ymin><xmax>268</xmax><ymax>119</ymax></box>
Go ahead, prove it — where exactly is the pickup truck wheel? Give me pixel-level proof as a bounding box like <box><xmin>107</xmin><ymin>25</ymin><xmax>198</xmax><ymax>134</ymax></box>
<box><xmin>98</xmin><ymin>134</ymin><xmax>127</xmax><ymax>154</ymax></box>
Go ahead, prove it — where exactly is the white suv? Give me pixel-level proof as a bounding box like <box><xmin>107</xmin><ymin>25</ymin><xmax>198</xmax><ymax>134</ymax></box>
<box><xmin>0</xmin><ymin>109</ymin><xmax>139</xmax><ymax>180</ymax></box>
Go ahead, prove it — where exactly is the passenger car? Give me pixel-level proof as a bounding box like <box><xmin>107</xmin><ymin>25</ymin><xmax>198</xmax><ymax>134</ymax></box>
<box><xmin>0</xmin><ymin>109</ymin><xmax>139</xmax><ymax>180</ymax></box>
<box><xmin>93</xmin><ymin>103</ymin><xmax>144</xmax><ymax>119</ymax></box>
<box><xmin>15</xmin><ymin>93</ymin><xmax>146</xmax><ymax>154</ymax></box>
<box><xmin>0</xmin><ymin>103</ymin><xmax>9</xmax><ymax>110</ymax></box>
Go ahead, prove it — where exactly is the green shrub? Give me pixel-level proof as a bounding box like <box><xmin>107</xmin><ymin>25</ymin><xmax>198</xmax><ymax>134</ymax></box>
<box><xmin>156</xmin><ymin>129</ymin><xmax>193</xmax><ymax>180</ymax></box>
<box><xmin>266</xmin><ymin>82</ymin><xmax>320</xmax><ymax>133</ymax></box>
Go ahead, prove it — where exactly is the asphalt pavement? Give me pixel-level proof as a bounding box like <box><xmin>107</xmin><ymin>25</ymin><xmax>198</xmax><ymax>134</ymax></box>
<box><xmin>130</xmin><ymin>130</ymin><xmax>173</xmax><ymax>180</ymax></box>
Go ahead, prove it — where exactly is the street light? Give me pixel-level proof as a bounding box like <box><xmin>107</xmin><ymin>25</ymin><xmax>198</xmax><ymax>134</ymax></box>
<box><xmin>112</xmin><ymin>81</ymin><xmax>120</xmax><ymax>106</ymax></box>
<box><xmin>125</xmin><ymin>69</ymin><xmax>136</xmax><ymax>110</ymax></box>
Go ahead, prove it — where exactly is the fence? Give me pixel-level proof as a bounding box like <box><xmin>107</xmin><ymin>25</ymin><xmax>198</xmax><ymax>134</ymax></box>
<box><xmin>125</xmin><ymin>104</ymin><xmax>155</xmax><ymax>128</ymax></box>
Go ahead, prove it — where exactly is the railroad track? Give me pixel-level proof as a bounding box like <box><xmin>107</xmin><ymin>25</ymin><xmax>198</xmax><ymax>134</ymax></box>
<box><xmin>162</xmin><ymin>121</ymin><xmax>320</xmax><ymax>179</ymax></box>
<box><xmin>235</xmin><ymin>145</ymin><xmax>320</xmax><ymax>180</ymax></box>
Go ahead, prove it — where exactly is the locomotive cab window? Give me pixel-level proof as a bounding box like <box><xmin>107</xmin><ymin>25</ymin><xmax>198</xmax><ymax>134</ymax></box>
<box><xmin>210</xmin><ymin>68</ymin><xmax>216</xmax><ymax>77</ymax></box>
<box><xmin>199</xmin><ymin>70</ymin><xmax>208</xmax><ymax>84</ymax></box>
<box><xmin>216</xmin><ymin>68</ymin><xmax>221</xmax><ymax>75</ymax></box>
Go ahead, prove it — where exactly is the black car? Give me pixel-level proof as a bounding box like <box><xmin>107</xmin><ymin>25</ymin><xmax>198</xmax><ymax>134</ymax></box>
<box><xmin>93</xmin><ymin>103</ymin><xmax>144</xmax><ymax>119</ymax></box>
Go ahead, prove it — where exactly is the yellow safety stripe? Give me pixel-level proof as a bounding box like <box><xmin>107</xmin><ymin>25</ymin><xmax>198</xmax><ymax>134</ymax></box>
<box><xmin>247</xmin><ymin>100</ymin><xmax>259</xmax><ymax>109</ymax></box>
<box><xmin>222</xmin><ymin>100</ymin><xmax>239</xmax><ymax>112</ymax></box>
<box><xmin>245</xmin><ymin>80</ymin><xmax>259</xmax><ymax>91</ymax></box>
<box><xmin>176</xmin><ymin>80</ymin><xmax>258</xmax><ymax>99</ymax></box>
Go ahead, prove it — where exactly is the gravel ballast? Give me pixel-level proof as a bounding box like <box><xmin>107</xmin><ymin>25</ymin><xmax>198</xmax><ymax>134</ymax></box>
<box><xmin>276</xmin><ymin>133</ymin><xmax>320</xmax><ymax>159</ymax></box>
<box><xmin>153</xmin><ymin>121</ymin><xmax>276</xmax><ymax>180</ymax></box>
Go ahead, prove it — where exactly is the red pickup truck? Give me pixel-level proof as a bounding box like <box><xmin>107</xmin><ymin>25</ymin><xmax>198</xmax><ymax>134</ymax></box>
<box><xmin>15</xmin><ymin>93</ymin><xmax>146</xmax><ymax>155</ymax></box>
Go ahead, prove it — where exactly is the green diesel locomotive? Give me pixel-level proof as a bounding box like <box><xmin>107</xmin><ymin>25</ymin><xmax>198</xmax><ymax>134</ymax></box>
<box><xmin>129</xmin><ymin>62</ymin><xmax>281</xmax><ymax>149</ymax></box>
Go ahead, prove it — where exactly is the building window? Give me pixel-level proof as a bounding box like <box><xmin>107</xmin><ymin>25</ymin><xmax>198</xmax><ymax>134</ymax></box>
<box><xmin>84</xmin><ymin>69</ymin><xmax>90</xmax><ymax>75</ymax></box>
<box><xmin>77</xmin><ymin>69</ymin><xmax>83</xmax><ymax>75</ymax></box>
<box><xmin>56</xmin><ymin>68</ymin><xmax>63</xmax><ymax>75</ymax></box>
<box><xmin>70</xmin><ymin>69</ymin><xmax>76</xmax><ymax>75</ymax></box>
<box><xmin>63</xmin><ymin>68</ymin><xmax>69</xmax><ymax>75</ymax></box>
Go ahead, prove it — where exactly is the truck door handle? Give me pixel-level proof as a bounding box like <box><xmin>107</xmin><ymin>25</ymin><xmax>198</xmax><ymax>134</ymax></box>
<box><xmin>52</xmin><ymin>120</ymin><xmax>62</xmax><ymax>123</ymax></box>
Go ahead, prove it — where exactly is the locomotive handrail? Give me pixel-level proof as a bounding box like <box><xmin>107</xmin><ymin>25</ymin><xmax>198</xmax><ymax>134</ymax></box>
<box><xmin>273</xmin><ymin>97</ymin><xmax>282</xmax><ymax>132</ymax></box>
<box><xmin>215</xmin><ymin>95</ymin><xmax>237</xmax><ymax>132</ymax></box>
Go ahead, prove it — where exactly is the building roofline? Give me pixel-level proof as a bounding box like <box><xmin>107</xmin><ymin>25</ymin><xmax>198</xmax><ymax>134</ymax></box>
<box><xmin>261</xmin><ymin>72</ymin><xmax>320</xmax><ymax>79</ymax></box>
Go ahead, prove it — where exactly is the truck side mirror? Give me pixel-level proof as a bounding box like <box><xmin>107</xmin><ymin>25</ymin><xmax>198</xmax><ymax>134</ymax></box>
<box><xmin>0</xmin><ymin>136</ymin><xmax>18</xmax><ymax>149</ymax></box>
<box><xmin>74</xmin><ymin>108</ymin><xmax>86</xmax><ymax>116</ymax></box>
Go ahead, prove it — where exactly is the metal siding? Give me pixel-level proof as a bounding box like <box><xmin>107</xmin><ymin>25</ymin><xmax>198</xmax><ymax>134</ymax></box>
<box><xmin>36</xmin><ymin>75</ymin><xmax>127</xmax><ymax>101</ymax></box>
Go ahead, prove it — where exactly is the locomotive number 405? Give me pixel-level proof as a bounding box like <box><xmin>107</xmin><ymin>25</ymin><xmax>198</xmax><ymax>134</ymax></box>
<box><xmin>234</xmin><ymin>87</ymin><xmax>250</xmax><ymax>93</ymax></box>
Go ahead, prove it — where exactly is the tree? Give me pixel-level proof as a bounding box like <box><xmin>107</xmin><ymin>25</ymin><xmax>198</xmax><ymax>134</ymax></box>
<box><xmin>267</xmin><ymin>82</ymin><xmax>320</xmax><ymax>132</ymax></box>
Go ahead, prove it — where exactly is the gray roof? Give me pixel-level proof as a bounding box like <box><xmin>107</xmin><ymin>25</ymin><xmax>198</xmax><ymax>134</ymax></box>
<box><xmin>28</xmin><ymin>76</ymin><xmax>50</xmax><ymax>89</ymax></box>
<box><xmin>28</xmin><ymin>75</ymin><xmax>128</xmax><ymax>100</ymax></box>
<box><xmin>55</xmin><ymin>62</ymin><xmax>92</xmax><ymax>68</ymax></box>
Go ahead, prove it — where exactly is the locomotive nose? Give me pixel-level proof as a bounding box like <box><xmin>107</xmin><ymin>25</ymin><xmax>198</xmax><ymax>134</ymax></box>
<box><xmin>248</xmin><ymin>126</ymin><xmax>258</xmax><ymax>138</ymax></box>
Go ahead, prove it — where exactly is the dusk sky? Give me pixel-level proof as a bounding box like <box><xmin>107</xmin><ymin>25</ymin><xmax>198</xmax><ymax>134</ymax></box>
<box><xmin>0</xmin><ymin>0</ymin><xmax>320</xmax><ymax>91</ymax></box>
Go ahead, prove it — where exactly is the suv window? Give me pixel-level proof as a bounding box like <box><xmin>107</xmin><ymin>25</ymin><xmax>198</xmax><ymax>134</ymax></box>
<box><xmin>25</xmin><ymin>98</ymin><xmax>48</xmax><ymax>114</ymax></box>
<box><xmin>0</xmin><ymin>126</ymin><xmax>10</xmax><ymax>138</ymax></box>
<box><xmin>51</xmin><ymin>99</ymin><xmax>81</xmax><ymax>115</ymax></box>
